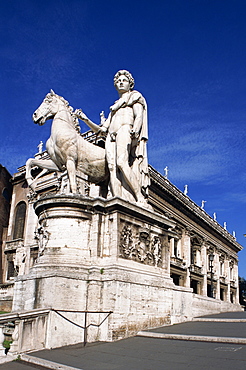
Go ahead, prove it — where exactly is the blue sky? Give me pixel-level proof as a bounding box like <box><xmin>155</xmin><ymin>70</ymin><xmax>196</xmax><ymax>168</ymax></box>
<box><xmin>1</xmin><ymin>0</ymin><xmax>246</xmax><ymax>276</ymax></box>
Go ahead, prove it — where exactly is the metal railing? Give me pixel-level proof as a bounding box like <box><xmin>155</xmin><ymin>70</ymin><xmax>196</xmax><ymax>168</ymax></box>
<box><xmin>51</xmin><ymin>309</ymin><xmax>113</xmax><ymax>346</ymax></box>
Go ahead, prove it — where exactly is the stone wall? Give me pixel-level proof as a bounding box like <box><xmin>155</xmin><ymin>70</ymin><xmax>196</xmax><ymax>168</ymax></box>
<box><xmin>10</xmin><ymin>194</ymin><xmax>242</xmax><ymax>345</ymax></box>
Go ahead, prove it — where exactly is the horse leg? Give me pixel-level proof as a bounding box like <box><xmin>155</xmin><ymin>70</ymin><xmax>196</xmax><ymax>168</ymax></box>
<box><xmin>66</xmin><ymin>159</ymin><xmax>77</xmax><ymax>193</ymax></box>
<box><xmin>25</xmin><ymin>158</ymin><xmax>60</xmax><ymax>191</ymax></box>
<box><xmin>35</xmin><ymin>168</ymin><xmax>49</xmax><ymax>180</ymax></box>
<box><xmin>26</xmin><ymin>158</ymin><xmax>35</xmax><ymax>188</ymax></box>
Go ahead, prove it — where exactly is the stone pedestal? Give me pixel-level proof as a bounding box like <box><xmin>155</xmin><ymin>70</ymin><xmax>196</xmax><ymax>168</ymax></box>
<box><xmin>12</xmin><ymin>195</ymin><xmax>180</xmax><ymax>339</ymax></box>
<box><xmin>11</xmin><ymin>194</ymin><xmax>243</xmax><ymax>344</ymax></box>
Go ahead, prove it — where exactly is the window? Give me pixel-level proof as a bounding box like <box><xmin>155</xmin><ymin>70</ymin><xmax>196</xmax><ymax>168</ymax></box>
<box><xmin>230</xmin><ymin>291</ymin><xmax>234</xmax><ymax>303</ymax></box>
<box><xmin>6</xmin><ymin>253</ymin><xmax>16</xmax><ymax>280</ymax></box>
<box><xmin>191</xmin><ymin>279</ymin><xmax>199</xmax><ymax>294</ymax></box>
<box><xmin>13</xmin><ymin>202</ymin><xmax>26</xmax><ymax>240</ymax></box>
<box><xmin>2</xmin><ymin>188</ymin><xmax>10</xmax><ymax>202</ymax></box>
<box><xmin>207</xmin><ymin>284</ymin><xmax>213</xmax><ymax>298</ymax></box>
<box><xmin>171</xmin><ymin>273</ymin><xmax>180</xmax><ymax>286</ymax></box>
<box><xmin>7</xmin><ymin>260</ymin><xmax>15</xmax><ymax>280</ymax></box>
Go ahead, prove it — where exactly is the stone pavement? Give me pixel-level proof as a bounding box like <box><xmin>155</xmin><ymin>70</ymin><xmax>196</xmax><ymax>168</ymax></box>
<box><xmin>1</xmin><ymin>311</ymin><xmax>246</xmax><ymax>370</ymax></box>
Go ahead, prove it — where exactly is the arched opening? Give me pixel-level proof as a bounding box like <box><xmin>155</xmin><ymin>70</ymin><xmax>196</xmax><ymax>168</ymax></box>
<box><xmin>13</xmin><ymin>201</ymin><xmax>26</xmax><ymax>240</ymax></box>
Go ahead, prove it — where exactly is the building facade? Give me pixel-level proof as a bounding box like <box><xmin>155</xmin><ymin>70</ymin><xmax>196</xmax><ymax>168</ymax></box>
<box><xmin>149</xmin><ymin>166</ymin><xmax>240</xmax><ymax>304</ymax></box>
<box><xmin>0</xmin><ymin>165</ymin><xmax>12</xmax><ymax>279</ymax></box>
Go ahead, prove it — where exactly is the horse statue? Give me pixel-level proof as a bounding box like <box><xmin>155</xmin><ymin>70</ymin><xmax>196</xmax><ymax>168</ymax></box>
<box><xmin>26</xmin><ymin>90</ymin><xmax>108</xmax><ymax>195</ymax></box>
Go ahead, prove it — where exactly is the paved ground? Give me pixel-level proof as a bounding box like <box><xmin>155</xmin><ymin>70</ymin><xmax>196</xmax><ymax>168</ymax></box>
<box><xmin>1</xmin><ymin>311</ymin><xmax>246</xmax><ymax>370</ymax></box>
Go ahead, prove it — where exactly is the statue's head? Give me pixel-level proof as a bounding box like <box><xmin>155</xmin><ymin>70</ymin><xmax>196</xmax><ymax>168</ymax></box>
<box><xmin>114</xmin><ymin>70</ymin><xmax>135</xmax><ymax>90</ymax></box>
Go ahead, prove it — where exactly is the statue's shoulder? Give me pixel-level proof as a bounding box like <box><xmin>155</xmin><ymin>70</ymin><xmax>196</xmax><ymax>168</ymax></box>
<box><xmin>128</xmin><ymin>90</ymin><xmax>146</xmax><ymax>107</ymax></box>
<box><xmin>129</xmin><ymin>90</ymin><xmax>142</xmax><ymax>99</ymax></box>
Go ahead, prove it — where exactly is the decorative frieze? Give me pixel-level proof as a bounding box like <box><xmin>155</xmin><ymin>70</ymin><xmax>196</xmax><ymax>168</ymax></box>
<box><xmin>119</xmin><ymin>224</ymin><xmax>163</xmax><ymax>267</ymax></box>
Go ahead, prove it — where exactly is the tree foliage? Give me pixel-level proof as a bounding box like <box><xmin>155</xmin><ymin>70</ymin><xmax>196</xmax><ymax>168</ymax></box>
<box><xmin>239</xmin><ymin>277</ymin><xmax>246</xmax><ymax>306</ymax></box>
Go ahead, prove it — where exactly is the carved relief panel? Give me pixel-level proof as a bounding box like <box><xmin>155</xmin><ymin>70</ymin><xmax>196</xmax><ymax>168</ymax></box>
<box><xmin>119</xmin><ymin>223</ymin><xmax>163</xmax><ymax>267</ymax></box>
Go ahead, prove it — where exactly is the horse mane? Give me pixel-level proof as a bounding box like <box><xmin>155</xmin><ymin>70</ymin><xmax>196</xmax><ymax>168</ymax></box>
<box><xmin>46</xmin><ymin>92</ymin><xmax>81</xmax><ymax>134</ymax></box>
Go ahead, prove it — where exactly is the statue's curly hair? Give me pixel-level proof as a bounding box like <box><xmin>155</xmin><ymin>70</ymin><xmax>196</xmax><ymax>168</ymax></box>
<box><xmin>114</xmin><ymin>70</ymin><xmax>135</xmax><ymax>90</ymax></box>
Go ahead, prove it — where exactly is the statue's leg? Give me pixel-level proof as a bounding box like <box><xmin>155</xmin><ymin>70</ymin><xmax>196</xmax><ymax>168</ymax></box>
<box><xmin>116</xmin><ymin>127</ymin><xmax>142</xmax><ymax>202</ymax></box>
<box><xmin>66</xmin><ymin>158</ymin><xmax>77</xmax><ymax>193</ymax></box>
<box><xmin>27</xmin><ymin>158</ymin><xmax>60</xmax><ymax>172</ymax></box>
<box><xmin>26</xmin><ymin>158</ymin><xmax>35</xmax><ymax>186</ymax></box>
<box><xmin>25</xmin><ymin>158</ymin><xmax>60</xmax><ymax>191</ymax></box>
<box><xmin>105</xmin><ymin>135</ymin><xmax>122</xmax><ymax>197</ymax></box>
<box><xmin>32</xmin><ymin>168</ymin><xmax>49</xmax><ymax>182</ymax></box>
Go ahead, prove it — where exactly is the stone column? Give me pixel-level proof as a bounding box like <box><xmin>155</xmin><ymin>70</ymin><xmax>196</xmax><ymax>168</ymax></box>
<box><xmin>225</xmin><ymin>258</ymin><xmax>230</xmax><ymax>302</ymax></box>
<box><xmin>183</xmin><ymin>230</ymin><xmax>191</xmax><ymax>288</ymax></box>
<box><xmin>234</xmin><ymin>262</ymin><xmax>240</xmax><ymax>304</ymax></box>
<box><xmin>162</xmin><ymin>232</ymin><xmax>170</xmax><ymax>274</ymax></box>
<box><xmin>201</xmin><ymin>243</ymin><xmax>207</xmax><ymax>296</ymax></box>
<box><xmin>227</xmin><ymin>282</ymin><xmax>231</xmax><ymax>302</ymax></box>
<box><xmin>213</xmin><ymin>252</ymin><xmax>220</xmax><ymax>299</ymax></box>
<box><xmin>215</xmin><ymin>279</ymin><xmax>220</xmax><ymax>300</ymax></box>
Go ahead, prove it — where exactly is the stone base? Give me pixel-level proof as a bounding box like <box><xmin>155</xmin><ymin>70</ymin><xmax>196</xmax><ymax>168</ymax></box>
<box><xmin>11</xmin><ymin>195</ymin><xmax>242</xmax><ymax>343</ymax></box>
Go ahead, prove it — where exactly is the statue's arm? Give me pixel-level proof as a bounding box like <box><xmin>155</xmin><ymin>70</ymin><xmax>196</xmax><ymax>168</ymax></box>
<box><xmin>100</xmin><ymin>112</ymin><xmax>111</xmax><ymax>132</ymax></box>
<box><xmin>74</xmin><ymin>109</ymin><xmax>101</xmax><ymax>134</ymax></box>
<box><xmin>132</xmin><ymin>103</ymin><xmax>144</xmax><ymax>139</ymax></box>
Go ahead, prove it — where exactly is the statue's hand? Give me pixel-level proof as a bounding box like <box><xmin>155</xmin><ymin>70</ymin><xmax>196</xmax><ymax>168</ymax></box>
<box><xmin>130</xmin><ymin>130</ymin><xmax>140</xmax><ymax>140</ymax></box>
<box><xmin>74</xmin><ymin>109</ymin><xmax>88</xmax><ymax>122</ymax></box>
<box><xmin>98</xmin><ymin>126</ymin><xmax>107</xmax><ymax>137</ymax></box>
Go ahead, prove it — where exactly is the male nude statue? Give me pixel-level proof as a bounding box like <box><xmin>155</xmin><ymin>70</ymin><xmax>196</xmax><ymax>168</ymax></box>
<box><xmin>76</xmin><ymin>70</ymin><xmax>150</xmax><ymax>203</ymax></box>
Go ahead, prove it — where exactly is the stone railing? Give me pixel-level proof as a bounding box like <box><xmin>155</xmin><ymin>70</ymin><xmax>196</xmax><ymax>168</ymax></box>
<box><xmin>0</xmin><ymin>309</ymin><xmax>50</xmax><ymax>356</ymax></box>
<box><xmin>0</xmin><ymin>308</ymin><xmax>112</xmax><ymax>358</ymax></box>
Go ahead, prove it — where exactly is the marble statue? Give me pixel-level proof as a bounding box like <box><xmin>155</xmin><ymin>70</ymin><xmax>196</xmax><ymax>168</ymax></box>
<box><xmin>201</xmin><ymin>200</ymin><xmax>206</xmax><ymax>209</ymax></box>
<box><xmin>13</xmin><ymin>242</ymin><xmax>27</xmax><ymax>276</ymax></box>
<box><xmin>26</xmin><ymin>71</ymin><xmax>150</xmax><ymax>204</ymax></box>
<box><xmin>164</xmin><ymin>166</ymin><xmax>169</xmax><ymax>179</ymax></box>
<box><xmin>26</xmin><ymin>90</ymin><xmax>108</xmax><ymax>194</ymax></box>
<box><xmin>75</xmin><ymin>70</ymin><xmax>150</xmax><ymax>203</ymax></box>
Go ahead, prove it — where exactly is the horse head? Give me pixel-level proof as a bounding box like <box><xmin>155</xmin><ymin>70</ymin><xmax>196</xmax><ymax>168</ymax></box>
<box><xmin>32</xmin><ymin>89</ymin><xmax>66</xmax><ymax>126</ymax></box>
